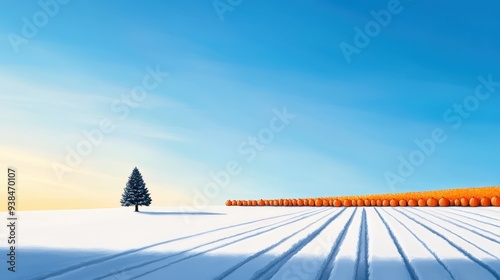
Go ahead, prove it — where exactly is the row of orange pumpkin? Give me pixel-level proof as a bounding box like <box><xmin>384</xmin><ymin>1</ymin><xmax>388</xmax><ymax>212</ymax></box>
<box><xmin>225</xmin><ymin>197</ymin><xmax>500</xmax><ymax>207</ymax></box>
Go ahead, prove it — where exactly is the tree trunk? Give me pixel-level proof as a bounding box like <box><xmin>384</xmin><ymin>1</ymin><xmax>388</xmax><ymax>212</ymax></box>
<box><xmin>135</xmin><ymin>204</ymin><xmax>139</xmax><ymax>212</ymax></box>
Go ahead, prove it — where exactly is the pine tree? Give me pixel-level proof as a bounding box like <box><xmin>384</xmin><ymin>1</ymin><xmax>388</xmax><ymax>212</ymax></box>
<box><xmin>120</xmin><ymin>167</ymin><xmax>152</xmax><ymax>212</ymax></box>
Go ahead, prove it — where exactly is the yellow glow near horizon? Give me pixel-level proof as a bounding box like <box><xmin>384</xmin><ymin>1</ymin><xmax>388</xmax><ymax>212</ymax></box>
<box><xmin>13</xmin><ymin>187</ymin><xmax>190</xmax><ymax>211</ymax></box>
<box><xmin>0</xmin><ymin>146</ymin><xmax>194</xmax><ymax>211</ymax></box>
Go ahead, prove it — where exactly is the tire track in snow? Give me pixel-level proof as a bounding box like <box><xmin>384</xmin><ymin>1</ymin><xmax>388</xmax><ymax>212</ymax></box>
<box><xmin>405</xmin><ymin>208</ymin><xmax>499</xmax><ymax>260</ymax></box>
<box><xmin>444</xmin><ymin>208</ymin><xmax>500</xmax><ymax>228</ymax></box>
<box><xmin>374</xmin><ymin>208</ymin><xmax>418</xmax><ymax>280</ymax></box>
<box><xmin>396</xmin><ymin>209</ymin><xmax>500</xmax><ymax>279</ymax></box>
<box><xmin>316</xmin><ymin>208</ymin><xmax>358</xmax><ymax>280</ymax></box>
<box><xmin>381</xmin><ymin>209</ymin><xmax>455</xmax><ymax>280</ymax></box>
<box><xmin>30</xmin><ymin>208</ymin><xmax>319</xmax><ymax>280</ymax></box>
<box><xmin>213</xmin><ymin>208</ymin><xmax>343</xmax><ymax>280</ymax></box>
<box><xmin>250</xmin><ymin>208</ymin><xmax>355</xmax><ymax>280</ymax></box>
<box><xmin>413</xmin><ymin>208</ymin><xmax>500</xmax><ymax>243</ymax></box>
<box><xmin>354</xmin><ymin>209</ymin><xmax>369</xmax><ymax>280</ymax></box>
<box><xmin>105</xmin><ymin>209</ymin><xmax>332</xmax><ymax>280</ymax></box>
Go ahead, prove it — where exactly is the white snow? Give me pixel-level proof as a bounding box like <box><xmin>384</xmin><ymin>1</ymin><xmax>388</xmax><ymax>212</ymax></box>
<box><xmin>390</xmin><ymin>208</ymin><xmax>500</xmax><ymax>280</ymax></box>
<box><xmin>0</xmin><ymin>206</ymin><xmax>498</xmax><ymax>280</ymax></box>
<box><xmin>379</xmin><ymin>208</ymin><xmax>453</xmax><ymax>279</ymax></box>
<box><xmin>327</xmin><ymin>208</ymin><xmax>363</xmax><ymax>280</ymax></box>
<box><xmin>366</xmin><ymin>208</ymin><xmax>412</xmax><ymax>280</ymax></box>
<box><xmin>271</xmin><ymin>208</ymin><xmax>356</xmax><ymax>280</ymax></box>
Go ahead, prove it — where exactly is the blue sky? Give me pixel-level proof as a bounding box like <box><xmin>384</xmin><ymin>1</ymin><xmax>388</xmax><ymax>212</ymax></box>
<box><xmin>1</xmin><ymin>0</ymin><xmax>499</xmax><ymax>209</ymax></box>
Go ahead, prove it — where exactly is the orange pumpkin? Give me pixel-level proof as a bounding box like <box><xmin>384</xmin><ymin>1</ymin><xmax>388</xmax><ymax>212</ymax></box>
<box><xmin>469</xmin><ymin>197</ymin><xmax>479</xmax><ymax>207</ymax></box>
<box><xmin>492</xmin><ymin>196</ymin><xmax>500</xmax><ymax>207</ymax></box>
<box><xmin>343</xmin><ymin>199</ymin><xmax>352</xmax><ymax>207</ymax></box>
<box><xmin>399</xmin><ymin>199</ymin><xmax>407</xmax><ymax>207</ymax></box>
<box><xmin>389</xmin><ymin>199</ymin><xmax>398</xmax><ymax>207</ymax></box>
<box><xmin>315</xmin><ymin>199</ymin><xmax>323</xmax><ymax>207</ymax></box>
<box><xmin>334</xmin><ymin>199</ymin><xmax>342</xmax><ymax>207</ymax></box>
<box><xmin>460</xmin><ymin>197</ymin><xmax>469</xmax><ymax>207</ymax></box>
<box><xmin>408</xmin><ymin>199</ymin><xmax>418</xmax><ymax>207</ymax></box>
<box><xmin>427</xmin><ymin>198</ymin><xmax>438</xmax><ymax>207</ymax></box>
<box><xmin>438</xmin><ymin>198</ymin><xmax>449</xmax><ymax>207</ymax></box>
<box><xmin>418</xmin><ymin>199</ymin><xmax>426</xmax><ymax>207</ymax></box>
<box><xmin>480</xmin><ymin>197</ymin><xmax>491</xmax><ymax>206</ymax></box>
<box><xmin>309</xmin><ymin>199</ymin><xmax>315</xmax><ymax>206</ymax></box>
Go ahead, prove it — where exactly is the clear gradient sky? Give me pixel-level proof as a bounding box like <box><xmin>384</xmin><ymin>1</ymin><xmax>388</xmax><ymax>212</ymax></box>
<box><xmin>1</xmin><ymin>1</ymin><xmax>499</xmax><ymax>210</ymax></box>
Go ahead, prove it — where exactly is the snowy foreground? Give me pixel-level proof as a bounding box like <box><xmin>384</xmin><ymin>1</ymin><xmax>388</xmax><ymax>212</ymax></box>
<box><xmin>1</xmin><ymin>206</ymin><xmax>499</xmax><ymax>280</ymax></box>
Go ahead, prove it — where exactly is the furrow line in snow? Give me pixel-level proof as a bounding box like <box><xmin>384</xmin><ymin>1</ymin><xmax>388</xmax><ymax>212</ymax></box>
<box><xmin>444</xmin><ymin>208</ymin><xmax>500</xmax><ymax>227</ymax></box>
<box><xmin>316</xmin><ymin>208</ymin><xmax>358</xmax><ymax>280</ymax></box>
<box><xmin>107</xmin><ymin>208</ymin><xmax>332</xmax><ymax>280</ymax></box>
<box><xmin>30</xmin><ymin>208</ymin><xmax>320</xmax><ymax>280</ymax></box>
<box><xmin>474</xmin><ymin>208</ymin><xmax>500</xmax><ymax>216</ymax></box>
<box><xmin>213</xmin><ymin>209</ymin><xmax>342</xmax><ymax>280</ymax></box>
<box><xmin>436</xmin><ymin>209</ymin><xmax>500</xmax><ymax>238</ymax></box>
<box><xmin>381</xmin><ymin>209</ymin><xmax>455</xmax><ymax>280</ymax></box>
<box><xmin>250</xmin><ymin>208</ymin><xmax>353</xmax><ymax>280</ymax></box>
<box><xmin>405</xmin><ymin>208</ymin><xmax>499</xmax><ymax>259</ymax></box>
<box><xmin>396</xmin><ymin>209</ymin><xmax>500</xmax><ymax>279</ymax></box>
<box><xmin>413</xmin><ymin>209</ymin><xmax>500</xmax><ymax>242</ymax></box>
<box><xmin>354</xmin><ymin>209</ymin><xmax>369</xmax><ymax>280</ymax></box>
<box><xmin>374</xmin><ymin>208</ymin><xmax>418</xmax><ymax>280</ymax></box>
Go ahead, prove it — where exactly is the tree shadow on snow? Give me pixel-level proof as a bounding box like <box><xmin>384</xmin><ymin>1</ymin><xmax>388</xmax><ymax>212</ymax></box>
<box><xmin>137</xmin><ymin>211</ymin><xmax>226</xmax><ymax>216</ymax></box>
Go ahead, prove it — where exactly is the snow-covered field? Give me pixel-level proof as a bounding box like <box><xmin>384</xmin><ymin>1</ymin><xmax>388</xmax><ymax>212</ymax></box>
<box><xmin>1</xmin><ymin>206</ymin><xmax>499</xmax><ymax>280</ymax></box>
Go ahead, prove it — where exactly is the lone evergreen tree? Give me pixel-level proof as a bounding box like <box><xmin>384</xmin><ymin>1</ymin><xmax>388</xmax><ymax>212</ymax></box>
<box><xmin>120</xmin><ymin>167</ymin><xmax>152</xmax><ymax>212</ymax></box>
